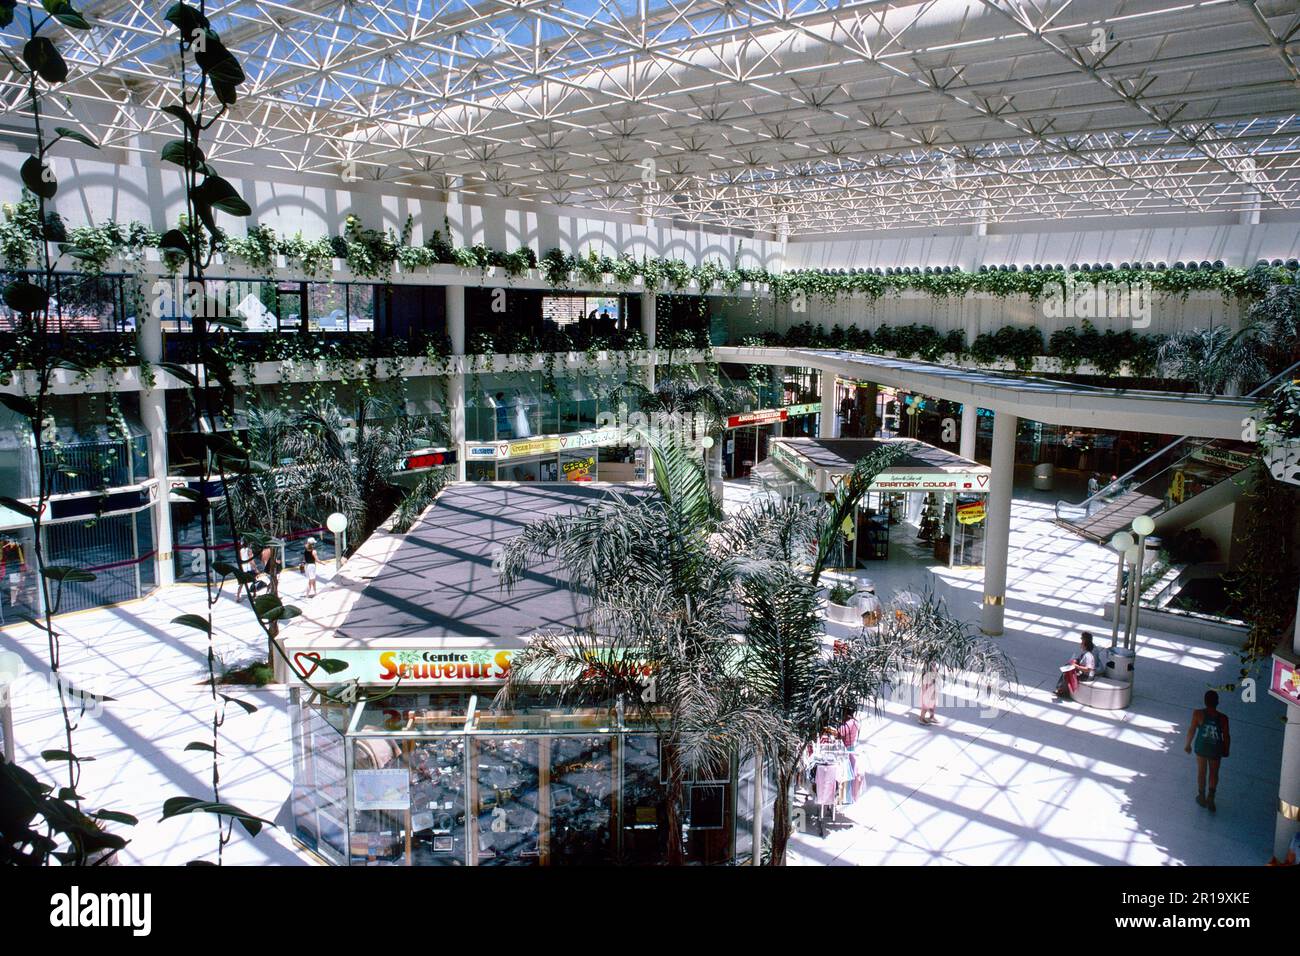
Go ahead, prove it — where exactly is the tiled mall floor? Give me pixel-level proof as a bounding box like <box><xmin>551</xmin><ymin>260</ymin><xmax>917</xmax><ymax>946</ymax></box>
<box><xmin>0</xmin><ymin>486</ymin><xmax>1284</xmax><ymax>865</ymax></box>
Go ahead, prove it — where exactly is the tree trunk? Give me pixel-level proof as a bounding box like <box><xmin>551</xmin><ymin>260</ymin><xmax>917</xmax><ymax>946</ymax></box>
<box><xmin>767</xmin><ymin>763</ymin><xmax>799</xmax><ymax>866</ymax></box>
<box><xmin>664</xmin><ymin>763</ymin><xmax>687</xmax><ymax>866</ymax></box>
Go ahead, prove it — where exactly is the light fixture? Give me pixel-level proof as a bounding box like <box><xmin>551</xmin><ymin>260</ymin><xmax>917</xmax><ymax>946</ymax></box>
<box><xmin>1131</xmin><ymin>515</ymin><xmax>1155</xmax><ymax>537</ymax></box>
<box><xmin>1123</xmin><ymin>546</ymin><xmax>1140</xmax><ymax>564</ymax></box>
<box><xmin>701</xmin><ymin>436</ymin><xmax>715</xmax><ymax>449</ymax></box>
<box><xmin>1110</xmin><ymin>532</ymin><xmax>1134</xmax><ymax>552</ymax></box>
<box><xmin>326</xmin><ymin>512</ymin><xmax>349</xmax><ymax>535</ymax></box>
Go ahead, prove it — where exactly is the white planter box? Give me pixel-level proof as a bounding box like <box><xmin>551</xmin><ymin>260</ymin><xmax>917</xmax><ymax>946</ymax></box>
<box><xmin>1265</xmin><ymin>439</ymin><xmax>1300</xmax><ymax>486</ymax></box>
<box><xmin>826</xmin><ymin>601</ymin><xmax>859</xmax><ymax>625</ymax></box>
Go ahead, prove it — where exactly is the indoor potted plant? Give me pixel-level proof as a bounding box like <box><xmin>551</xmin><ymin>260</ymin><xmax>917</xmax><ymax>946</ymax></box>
<box><xmin>825</xmin><ymin>580</ymin><xmax>861</xmax><ymax>625</ymax></box>
<box><xmin>1260</xmin><ymin>378</ymin><xmax>1300</xmax><ymax>486</ymax></box>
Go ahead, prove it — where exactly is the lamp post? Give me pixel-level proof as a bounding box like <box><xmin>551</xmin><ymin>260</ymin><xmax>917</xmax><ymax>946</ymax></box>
<box><xmin>1108</xmin><ymin>531</ymin><xmax>1135</xmax><ymax>649</ymax></box>
<box><xmin>1124</xmin><ymin>515</ymin><xmax>1156</xmax><ymax>652</ymax></box>
<box><xmin>326</xmin><ymin>512</ymin><xmax>348</xmax><ymax>573</ymax></box>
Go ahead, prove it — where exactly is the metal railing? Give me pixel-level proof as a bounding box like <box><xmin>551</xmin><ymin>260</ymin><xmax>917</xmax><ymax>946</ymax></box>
<box><xmin>1054</xmin><ymin>359</ymin><xmax>1300</xmax><ymax>525</ymax></box>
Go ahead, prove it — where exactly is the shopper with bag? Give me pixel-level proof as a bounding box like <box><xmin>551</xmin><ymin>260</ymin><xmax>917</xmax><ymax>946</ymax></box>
<box><xmin>1185</xmin><ymin>690</ymin><xmax>1230</xmax><ymax>812</ymax></box>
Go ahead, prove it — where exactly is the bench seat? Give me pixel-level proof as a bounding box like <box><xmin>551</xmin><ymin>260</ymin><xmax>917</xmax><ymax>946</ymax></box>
<box><xmin>1072</xmin><ymin>677</ymin><xmax>1132</xmax><ymax>710</ymax></box>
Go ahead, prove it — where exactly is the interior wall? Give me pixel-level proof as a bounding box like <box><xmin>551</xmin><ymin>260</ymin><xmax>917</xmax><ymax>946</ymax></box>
<box><xmin>785</xmin><ymin>216</ymin><xmax>1300</xmax><ymax>271</ymax></box>
<box><xmin>0</xmin><ymin>149</ymin><xmax>784</xmax><ymax>270</ymax></box>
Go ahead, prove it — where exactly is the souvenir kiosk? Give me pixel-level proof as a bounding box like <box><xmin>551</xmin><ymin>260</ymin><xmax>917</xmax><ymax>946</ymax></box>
<box><xmin>285</xmin><ymin>482</ymin><xmax>744</xmax><ymax>866</ymax></box>
<box><xmin>753</xmin><ymin>438</ymin><xmax>991</xmax><ymax>569</ymax></box>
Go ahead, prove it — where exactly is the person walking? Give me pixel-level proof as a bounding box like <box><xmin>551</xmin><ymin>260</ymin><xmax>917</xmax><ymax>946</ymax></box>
<box><xmin>235</xmin><ymin>539</ymin><xmax>255</xmax><ymax>600</ymax></box>
<box><xmin>303</xmin><ymin>537</ymin><xmax>319</xmax><ymax>598</ymax></box>
<box><xmin>918</xmin><ymin>661</ymin><xmax>940</xmax><ymax>726</ymax></box>
<box><xmin>1185</xmin><ymin>690</ymin><xmax>1230</xmax><ymax>812</ymax></box>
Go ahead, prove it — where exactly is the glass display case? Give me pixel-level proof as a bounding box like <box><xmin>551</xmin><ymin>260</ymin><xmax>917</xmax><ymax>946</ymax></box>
<box><xmin>289</xmin><ymin>689</ymin><xmax>739</xmax><ymax>866</ymax></box>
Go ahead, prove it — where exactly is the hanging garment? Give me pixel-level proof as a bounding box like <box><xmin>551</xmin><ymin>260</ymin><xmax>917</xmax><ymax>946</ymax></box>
<box><xmin>814</xmin><ymin>763</ymin><xmax>838</xmax><ymax>806</ymax></box>
<box><xmin>838</xmin><ymin>718</ymin><xmax>859</xmax><ymax>749</ymax></box>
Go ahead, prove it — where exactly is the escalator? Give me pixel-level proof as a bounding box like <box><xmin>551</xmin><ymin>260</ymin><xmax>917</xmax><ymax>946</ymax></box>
<box><xmin>1055</xmin><ymin>439</ymin><xmax>1255</xmax><ymax>542</ymax></box>
<box><xmin>1055</xmin><ymin>361</ymin><xmax>1300</xmax><ymax>543</ymax></box>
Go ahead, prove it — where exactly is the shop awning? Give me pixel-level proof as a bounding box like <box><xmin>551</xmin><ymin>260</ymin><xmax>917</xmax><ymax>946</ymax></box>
<box><xmin>770</xmin><ymin>437</ymin><xmax>991</xmax><ymax>495</ymax></box>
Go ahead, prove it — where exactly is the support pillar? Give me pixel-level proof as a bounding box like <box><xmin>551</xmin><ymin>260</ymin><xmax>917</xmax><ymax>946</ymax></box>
<box><xmin>642</xmin><ymin>290</ymin><xmax>657</xmax><ymax>392</ymax></box>
<box><xmin>960</xmin><ymin>402</ymin><xmax>978</xmax><ymax>461</ymax></box>
<box><xmin>138</xmin><ymin>296</ymin><xmax>173</xmax><ymax>587</ymax></box>
<box><xmin>981</xmin><ymin>410</ymin><xmax>1017</xmax><ymax>635</ymax></box>
<box><xmin>819</xmin><ymin>371</ymin><xmax>837</xmax><ymax>438</ymax></box>
<box><xmin>1275</xmin><ymin>590</ymin><xmax>1300</xmax><ymax>862</ymax></box>
<box><xmin>446</xmin><ymin>284</ymin><xmax>467</xmax><ymax>481</ymax></box>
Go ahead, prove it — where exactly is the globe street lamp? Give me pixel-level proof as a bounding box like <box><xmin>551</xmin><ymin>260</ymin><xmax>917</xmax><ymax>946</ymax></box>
<box><xmin>326</xmin><ymin>511</ymin><xmax>349</xmax><ymax>572</ymax></box>
<box><xmin>1108</xmin><ymin>531</ymin><xmax>1135</xmax><ymax>648</ymax></box>
<box><xmin>1124</xmin><ymin>515</ymin><xmax>1156</xmax><ymax>652</ymax></box>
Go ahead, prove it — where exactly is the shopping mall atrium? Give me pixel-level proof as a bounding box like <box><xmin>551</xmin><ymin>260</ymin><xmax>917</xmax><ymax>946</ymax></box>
<box><xmin>0</xmin><ymin>0</ymin><xmax>1298</xmax><ymax>877</ymax></box>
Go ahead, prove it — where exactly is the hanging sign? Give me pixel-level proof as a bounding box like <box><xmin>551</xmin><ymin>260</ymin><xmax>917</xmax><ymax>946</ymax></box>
<box><xmin>956</xmin><ymin>500</ymin><xmax>987</xmax><ymax>524</ymax></box>
<box><xmin>785</xmin><ymin>402</ymin><xmax>821</xmax><ymax>417</ymax></box>
<box><xmin>290</xmin><ymin>648</ymin><xmax>516</xmax><ymax>685</ymax></box>
<box><xmin>562</xmin><ymin>456</ymin><xmax>596</xmax><ymax>481</ymax></box>
<box><xmin>404</xmin><ymin>448</ymin><xmax>457</xmax><ymax>471</ymax></box>
<box><xmin>869</xmin><ymin>473</ymin><xmax>990</xmax><ymax>492</ymax></box>
<box><xmin>508</xmin><ymin>436</ymin><xmax>562</xmax><ymax>459</ymax></box>
<box><xmin>727</xmin><ymin>408</ymin><xmax>787</xmax><ymax>429</ymax></box>
<box><xmin>1191</xmin><ymin>446</ymin><xmax>1255</xmax><ymax>472</ymax></box>
<box><xmin>471</xmin><ymin>427</ymin><xmax>633</xmax><ymax>461</ymax></box>
<box><xmin>1269</xmin><ymin>654</ymin><xmax>1300</xmax><ymax>707</ymax></box>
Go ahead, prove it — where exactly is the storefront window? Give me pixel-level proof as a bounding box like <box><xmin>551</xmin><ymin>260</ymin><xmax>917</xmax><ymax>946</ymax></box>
<box><xmin>289</xmin><ymin>695</ymin><xmax>742</xmax><ymax>866</ymax></box>
<box><xmin>472</xmin><ymin>737</ymin><xmax>541</xmax><ymax>865</ymax></box>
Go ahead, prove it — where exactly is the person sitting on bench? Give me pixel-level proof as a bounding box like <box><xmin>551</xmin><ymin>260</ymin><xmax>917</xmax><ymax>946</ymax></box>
<box><xmin>1054</xmin><ymin>631</ymin><xmax>1098</xmax><ymax>701</ymax></box>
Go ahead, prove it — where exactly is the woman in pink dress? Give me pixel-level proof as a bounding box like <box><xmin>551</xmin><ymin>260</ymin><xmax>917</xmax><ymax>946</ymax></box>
<box><xmin>918</xmin><ymin>661</ymin><xmax>939</xmax><ymax>725</ymax></box>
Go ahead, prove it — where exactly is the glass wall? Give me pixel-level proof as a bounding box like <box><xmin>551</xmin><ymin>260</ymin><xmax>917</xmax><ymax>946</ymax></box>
<box><xmin>465</xmin><ymin>372</ymin><xmax>615</xmax><ymax>443</ymax></box>
<box><xmin>291</xmin><ymin>691</ymin><xmax>740</xmax><ymax>866</ymax></box>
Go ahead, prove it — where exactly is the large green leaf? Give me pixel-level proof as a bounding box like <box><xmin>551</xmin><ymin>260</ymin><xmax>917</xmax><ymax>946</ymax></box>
<box><xmin>160</xmin><ymin>139</ymin><xmax>205</xmax><ymax>170</ymax></box>
<box><xmin>160</xmin><ymin>796</ymin><xmax>274</xmax><ymax>838</ymax></box>
<box><xmin>0</xmin><ymin>3</ymin><xmax>15</xmax><ymax>29</ymax></box>
<box><xmin>172</xmin><ymin>613</ymin><xmax>212</xmax><ymax>634</ymax></box>
<box><xmin>193</xmin><ymin>175</ymin><xmax>251</xmax><ymax>216</ymax></box>
<box><xmin>211</xmin><ymin>79</ymin><xmax>238</xmax><ymax>106</ymax></box>
<box><xmin>0</xmin><ymin>393</ymin><xmax>38</xmax><ymax>419</ymax></box>
<box><xmin>160</xmin><ymin>103</ymin><xmax>198</xmax><ymax>135</ymax></box>
<box><xmin>20</xmin><ymin>155</ymin><xmax>56</xmax><ymax>199</ymax></box>
<box><xmin>158</xmin><ymin>228</ymin><xmax>190</xmax><ymax>259</ymax></box>
<box><xmin>163</xmin><ymin>2</ymin><xmax>209</xmax><ymax>35</ymax></box>
<box><xmin>194</xmin><ymin>33</ymin><xmax>245</xmax><ymax>85</ymax></box>
<box><xmin>22</xmin><ymin>37</ymin><xmax>67</xmax><ymax>83</ymax></box>
<box><xmin>3</xmin><ymin>280</ymin><xmax>48</xmax><ymax>314</ymax></box>
<box><xmin>42</xmin><ymin>565</ymin><xmax>96</xmax><ymax>583</ymax></box>
<box><xmin>0</xmin><ymin>497</ymin><xmax>38</xmax><ymax>521</ymax></box>
<box><xmin>43</xmin><ymin>1</ymin><xmax>91</xmax><ymax>30</ymax></box>
<box><xmin>53</xmin><ymin>127</ymin><xmax>98</xmax><ymax>149</ymax></box>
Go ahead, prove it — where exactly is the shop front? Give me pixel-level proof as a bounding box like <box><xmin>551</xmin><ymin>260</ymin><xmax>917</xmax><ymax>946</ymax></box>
<box><xmin>284</xmin><ymin>482</ymin><xmax>744</xmax><ymax>867</ymax></box>
<box><xmin>756</xmin><ymin>437</ymin><xmax>990</xmax><ymax>570</ymax></box>
<box><xmin>724</xmin><ymin>407</ymin><xmax>787</xmax><ymax>478</ymax></box>
<box><xmin>289</xmin><ymin>676</ymin><xmax>737</xmax><ymax>867</ymax></box>
<box><xmin>465</xmin><ymin>428</ymin><xmax>645</xmax><ymax>483</ymax></box>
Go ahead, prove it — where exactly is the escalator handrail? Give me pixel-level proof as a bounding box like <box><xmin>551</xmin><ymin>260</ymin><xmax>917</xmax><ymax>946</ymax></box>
<box><xmin>1055</xmin><ymin>358</ymin><xmax>1300</xmax><ymax>523</ymax></box>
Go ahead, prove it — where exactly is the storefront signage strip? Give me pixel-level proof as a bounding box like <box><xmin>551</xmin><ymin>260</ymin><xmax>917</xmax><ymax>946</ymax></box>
<box><xmin>727</xmin><ymin>408</ymin><xmax>788</xmax><ymax>429</ymax></box>
<box><xmin>468</xmin><ymin>426</ymin><xmax>634</xmax><ymax>461</ymax></box>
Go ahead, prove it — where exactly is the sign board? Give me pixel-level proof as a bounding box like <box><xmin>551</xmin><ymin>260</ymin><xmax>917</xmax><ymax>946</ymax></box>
<box><xmin>1269</xmin><ymin>654</ymin><xmax>1300</xmax><ymax>707</ymax></box>
<box><xmin>404</xmin><ymin>448</ymin><xmax>458</xmax><ymax>471</ymax></box>
<box><xmin>562</xmin><ymin>455</ymin><xmax>596</xmax><ymax>481</ymax></box>
<box><xmin>1191</xmin><ymin>445</ymin><xmax>1255</xmax><ymax>472</ymax></box>
<box><xmin>785</xmin><ymin>402</ymin><xmax>821</xmax><ymax>417</ymax></box>
<box><xmin>769</xmin><ymin>441</ymin><xmax>816</xmax><ymax>486</ymax></box>
<box><xmin>290</xmin><ymin>648</ymin><xmax>516</xmax><ymax>685</ymax></box>
<box><xmin>467</xmin><ymin>427</ymin><xmax>634</xmax><ymax>461</ymax></box>
<box><xmin>353</xmin><ymin>769</ymin><xmax>411</xmax><ymax>811</ymax></box>
<box><xmin>869</xmin><ymin>473</ymin><xmax>990</xmax><ymax>492</ymax></box>
<box><xmin>956</xmin><ymin>500</ymin><xmax>987</xmax><ymax>524</ymax></box>
<box><xmin>727</xmin><ymin>408</ymin><xmax>787</xmax><ymax>429</ymax></box>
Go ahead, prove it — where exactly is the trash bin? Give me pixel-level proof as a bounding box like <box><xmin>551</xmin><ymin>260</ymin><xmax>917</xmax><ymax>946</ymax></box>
<box><xmin>1106</xmin><ymin>647</ymin><xmax>1135</xmax><ymax>685</ymax></box>
<box><xmin>1032</xmin><ymin>463</ymin><xmax>1054</xmax><ymax>490</ymax></box>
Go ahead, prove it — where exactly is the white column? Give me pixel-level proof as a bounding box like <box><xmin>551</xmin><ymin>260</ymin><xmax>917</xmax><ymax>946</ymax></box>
<box><xmin>446</xmin><ymin>284</ymin><xmax>467</xmax><ymax>481</ymax></box>
<box><xmin>642</xmin><ymin>290</ymin><xmax>657</xmax><ymax>391</ymax></box>
<box><xmin>819</xmin><ymin>370</ymin><xmax>837</xmax><ymax>438</ymax></box>
<box><xmin>1276</xmin><ymin>591</ymin><xmax>1300</xmax><ymax>861</ymax></box>
<box><xmin>960</xmin><ymin>402</ymin><xmax>978</xmax><ymax>460</ymax></box>
<box><xmin>980</xmin><ymin>410</ymin><xmax>1017</xmax><ymax>635</ymax></box>
<box><xmin>138</xmin><ymin>293</ymin><xmax>174</xmax><ymax>587</ymax></box>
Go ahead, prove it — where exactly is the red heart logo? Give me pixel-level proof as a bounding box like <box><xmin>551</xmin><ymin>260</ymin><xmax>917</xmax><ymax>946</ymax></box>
<box><xmin>976</xmin><ymin>475</ymin><xmax>989</xmax><ymax>487</ymax></box>
<box><xmin>294</xmin><ymin>652</ymin><xmax>321</xmax><ymax>679</ymax></box>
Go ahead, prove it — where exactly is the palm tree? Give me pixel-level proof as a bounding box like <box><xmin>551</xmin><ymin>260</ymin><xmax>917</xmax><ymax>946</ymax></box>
<box><xmin>1157</xmin><ymin>326</ymin><xmax>1267</xmax><ymax>395</ymax></box>
<box><xmin>495</xmin><ymin>437</ymin><xmax>780</xmax><ymax>864</ymax></box>
<box><xmin>722</xmin><ymin>455</ymin><xmax>1015</xmax><ymax>866</ymax></box>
